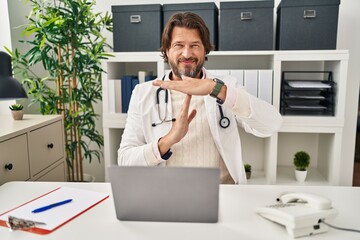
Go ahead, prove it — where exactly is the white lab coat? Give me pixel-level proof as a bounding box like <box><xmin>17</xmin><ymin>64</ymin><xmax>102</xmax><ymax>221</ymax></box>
<box><xmin>118</xmin><ymin>69</ymin><xmax>283</xmax><ymax>184</ymax></box>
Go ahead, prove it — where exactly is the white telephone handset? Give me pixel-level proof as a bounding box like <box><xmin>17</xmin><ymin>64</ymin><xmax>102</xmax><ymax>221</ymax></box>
<box><xmin>255</xmin><ymin>192</ymin><xmax>338</xmax><ymax>238</ymax></box>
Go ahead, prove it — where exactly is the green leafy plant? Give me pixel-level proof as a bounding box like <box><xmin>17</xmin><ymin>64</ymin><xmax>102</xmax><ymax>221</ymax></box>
<box><xmin>244</xmin><ymin>163</ymin><xmax>252</xmax><ymax>173</ymax></box>
<box><xmin>293</xmin><ymin>151</ymin><xmax>310</xmax><ymax>171</ymax></box>
<box><xmin>9</xmin><ymin>103</ymin><xmax>24</xmax><ymax>111</ymax></box>
<box><xmin>8</xmin><ymin>0</ymin><xmax>112</xmax><ymax>181</ymax></box>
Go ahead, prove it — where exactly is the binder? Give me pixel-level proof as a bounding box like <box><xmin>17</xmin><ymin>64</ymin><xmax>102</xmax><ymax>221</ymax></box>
<box><xmin>121</xmin><ymin>75</ymin><xmax>132</xmax><ymax>113</ymax></box>
<box><xmin>230</xmin><ymin>70</ymin><xmax>244</xmax><ymax>87</ymax></box>
<box><xmin>0</xmin><ymin>187</ymin><xmax>109</xmax><ymax>235</ymax></box>
<box><xmin>258</xmin><ymin>70</ymin><xmax>273</xmax><ymax>104</ymax></box>
<box><xmin>244</xmin><ymin>70</ymin><xmax>258</xmax><ymax>97</ymax></box>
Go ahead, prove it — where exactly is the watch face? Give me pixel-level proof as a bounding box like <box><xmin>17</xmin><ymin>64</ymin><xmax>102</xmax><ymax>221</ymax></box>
<box><xmin>219</xmin><ymin>117</ymin><xmax>230</xmax><ymax>128</ymax></box>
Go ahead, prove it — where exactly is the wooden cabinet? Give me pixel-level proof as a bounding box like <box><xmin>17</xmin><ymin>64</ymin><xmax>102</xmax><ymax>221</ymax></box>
<box><xmin>0</xmin><ymin>115</ymin><xmax>66</xmax><ymax>185</ymax></box>
<box><xmin>101</xmin><ymin>50</ymin><xmax>354</xmax><ymax>186</ymax></box>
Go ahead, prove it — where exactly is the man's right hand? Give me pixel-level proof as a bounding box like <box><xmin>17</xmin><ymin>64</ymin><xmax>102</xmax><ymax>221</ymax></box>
<box><xmin>158</xmin><ymin>94</ymin><xmax>197</xmax><ymax>157</ymax></box>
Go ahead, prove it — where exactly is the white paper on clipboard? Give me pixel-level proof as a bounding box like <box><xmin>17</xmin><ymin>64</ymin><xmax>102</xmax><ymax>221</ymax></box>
<box><xmin>0</xmin><ymin>187</ymin><xmax>109</xmax><ymax>233</ymax></box>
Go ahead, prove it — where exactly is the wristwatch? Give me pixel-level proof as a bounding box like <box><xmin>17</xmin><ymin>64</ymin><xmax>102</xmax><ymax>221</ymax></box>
<box><xmin>161</xmin><ymin>148</ymin><xmax>172</xmax><ymax>160</ymax></box>
<box><xmin>210</xmin><ymin>78</ymin><xmax>224</xmax><ymax>103</ymax></box>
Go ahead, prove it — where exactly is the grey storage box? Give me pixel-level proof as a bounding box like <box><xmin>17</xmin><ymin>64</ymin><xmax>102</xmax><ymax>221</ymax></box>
<box><xmin>219</xmin><ymin>0</ymin><xmax>274</xmax><ymax>51</ymax></box>
<box><xmin>112</xmin><ymin>5</ymin><xmax>162</xmax><ymax>52</ymax></box>
<box><xmin>276</xmin><ymin>0</ymin><xmax>340</xmax><ymax>50</ymax></box>
<box><xmin>163</xmin><ymin>3</ymin><xmax>218</xmax><ymax>50</ymax></box>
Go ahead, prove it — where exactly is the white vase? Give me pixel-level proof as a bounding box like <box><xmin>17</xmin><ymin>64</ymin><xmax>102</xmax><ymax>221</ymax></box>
<box><xmin>295</xmin><ymin>170</ymin><xmax>307</xmax><ymax>182</ymax></box>
<box><xmin>83</xmin><ymin>173</ymin><xmax>95</xmax><ymax>182</ymax></box>
<box><xmin>11</xmin><ymin>110</ymin><xmax>24</xmax><ymax>120</ymax></box>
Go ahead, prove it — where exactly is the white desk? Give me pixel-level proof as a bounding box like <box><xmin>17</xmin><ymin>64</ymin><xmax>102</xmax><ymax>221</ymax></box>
<box><xmin>0</xmin><ymin>182</ymin><xmax>359</xmax><ymax>240</ymax></box>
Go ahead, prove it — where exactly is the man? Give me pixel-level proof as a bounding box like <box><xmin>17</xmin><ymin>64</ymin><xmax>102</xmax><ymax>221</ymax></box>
<box><xmin>118</xmin><ymin>12</ymin><xmax>283</xmax><ymax>184</ymax></box>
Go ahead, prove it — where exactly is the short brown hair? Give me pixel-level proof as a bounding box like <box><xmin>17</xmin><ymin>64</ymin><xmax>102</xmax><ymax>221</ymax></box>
<box><xmin>160</xmin><ymin>12</ymin><xmax>214</xmax><ymax>62</ymax></box>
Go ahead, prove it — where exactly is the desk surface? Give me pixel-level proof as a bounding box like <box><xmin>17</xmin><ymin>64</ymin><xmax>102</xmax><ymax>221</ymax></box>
<box><xmin>0</xmin><ymin>182</ymin><xmax>359</xmax><ymax>240</ymax></box>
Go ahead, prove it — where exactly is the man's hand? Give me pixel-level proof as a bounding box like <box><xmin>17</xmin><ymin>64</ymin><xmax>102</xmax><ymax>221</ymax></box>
<box><xmin>158</xmin><ymin>94</ymin><xmax>197</xmax><ymax>156</ymax></box>
<box><xmin>152</xmin><ymin>75</ymin><xmax>215</xmax><ymax>96</ymax></box>
<box><xmin>152</xmin><ymin>75</ymin><xmax>227</xmax><ymax>102</ymax></box>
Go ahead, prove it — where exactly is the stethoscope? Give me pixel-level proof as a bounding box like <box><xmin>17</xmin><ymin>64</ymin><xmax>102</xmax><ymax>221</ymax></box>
<box><xmin>151</xmin><ymin>75</ymin><xmax>230</xmax><ymax>129</ymax></box>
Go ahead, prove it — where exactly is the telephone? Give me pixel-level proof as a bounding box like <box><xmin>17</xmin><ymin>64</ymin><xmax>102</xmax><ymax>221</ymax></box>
<box><xmin>255</xmin><ymin>192</ymin><xmax>338</xmax><ymax>238</ymax></box>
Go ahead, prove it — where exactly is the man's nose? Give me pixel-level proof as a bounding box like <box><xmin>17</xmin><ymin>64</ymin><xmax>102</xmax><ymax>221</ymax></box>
<box><xmin>182</xmin><ymin>46</ymin><xmax>192</xmax><ymax>58</ymax></box>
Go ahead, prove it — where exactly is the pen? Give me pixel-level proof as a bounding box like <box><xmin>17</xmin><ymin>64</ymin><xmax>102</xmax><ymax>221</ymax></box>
<box><xmin>32</xmin><ymin>199</ymin><xmax>73</xmax><ymax>213</ymax></box>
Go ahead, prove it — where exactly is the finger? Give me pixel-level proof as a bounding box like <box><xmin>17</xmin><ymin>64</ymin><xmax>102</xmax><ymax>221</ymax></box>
<box><xmin>188</xmin><ymin>109</ymin><xmax>197</xmax><ymax>123</ymax></box>
<box><xmin>181</xmin><ymin>94</ymin><xmax>192</xmax><ymax>115</ymax></box>
<box><xmin>152</xmin><ymin>80</ymin><xmax>163</xmax><ymax>86</ymax></box>
<box><xmin>181</xmin><ymin>75</ymin><xmax>193</xmax><ymax>81</ymax></box>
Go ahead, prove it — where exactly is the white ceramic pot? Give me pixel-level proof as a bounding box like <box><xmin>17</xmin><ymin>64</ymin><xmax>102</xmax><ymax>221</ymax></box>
<box><xmin>295</xmin><ymin>169</ymin><xmax>307</xmax><ymax>182</ymax></box>
<box><xmin>83</xmin><ymin>173</ymin><xmax>95</xmax><ymax>182</ymax></box>
<box><xmin>11</xmin><ymin>110</ymin><xmax>24</xmax><ymax>120</ymax></box>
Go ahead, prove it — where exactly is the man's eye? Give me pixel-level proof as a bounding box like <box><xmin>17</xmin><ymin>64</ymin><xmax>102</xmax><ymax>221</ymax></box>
<box><xmin>173</xmin><ymin>44</ymin><xmax>183</xmax><ymax>49</ymax></box>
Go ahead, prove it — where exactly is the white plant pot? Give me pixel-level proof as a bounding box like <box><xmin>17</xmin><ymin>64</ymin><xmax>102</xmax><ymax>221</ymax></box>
<box><xmin>295</xmin><ymin>170</ymin><xmax>307</xmax><ymax>182</ymax></box>
<box><xmin>83</xmin><ymin>173</ymin><xmax>95</xmax><ymax>182</ymax></box>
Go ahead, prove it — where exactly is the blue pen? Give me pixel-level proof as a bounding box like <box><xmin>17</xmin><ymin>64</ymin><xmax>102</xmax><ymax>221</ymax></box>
<box><xmin>32</xmin><ymin>199</ymin><xmax>73</xmax><ymax>213</ymax></box>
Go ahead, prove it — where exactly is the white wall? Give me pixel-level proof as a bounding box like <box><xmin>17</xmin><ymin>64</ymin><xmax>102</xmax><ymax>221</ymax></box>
<box><xmin>0</xmin><ymin>0</ymin><xmax>14</xmax><ymax>113</ymax></box>
<box><xmin>6</xmin><ymin>0</ymin><xmax>360</xmax><ymax>184</ymax></box>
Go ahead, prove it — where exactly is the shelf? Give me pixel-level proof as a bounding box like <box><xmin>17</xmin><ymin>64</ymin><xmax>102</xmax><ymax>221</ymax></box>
<box><xmin>102</xmin><ymin>50</ymin><xmax>352</xmax><ymax>185</ymax></box>
<box><xmin>246</xmin><ymin>171</ymin><xmax>267</xmax><ymax>185</ymax></box>
<box><xmin>276</xmin><ymin>166</ymin><xmax>329</xmax><ymax>186</ymax></box>
<box><xmin>102</xmin><ymin>113</ymin><xmax>127</xmax><ymax>129</ymax></box>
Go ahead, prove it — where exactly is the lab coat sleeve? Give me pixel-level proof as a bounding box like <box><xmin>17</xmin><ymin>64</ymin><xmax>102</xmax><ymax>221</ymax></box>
<box><xmin>117</xmin><ymin>85</ymin><xmax>166</xmax><ymax>166</ymax></box>
<box><xmin>227</xmin><ymin>85</ymin><xmax>283</xmax><ymax>137</ymax></box>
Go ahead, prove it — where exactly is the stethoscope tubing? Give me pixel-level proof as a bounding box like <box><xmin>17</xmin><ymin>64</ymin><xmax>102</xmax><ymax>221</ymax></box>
<box><xmin>152</xmin><ymin>74</ymin><xmax>230</xmax><ymax>128</ymax></box>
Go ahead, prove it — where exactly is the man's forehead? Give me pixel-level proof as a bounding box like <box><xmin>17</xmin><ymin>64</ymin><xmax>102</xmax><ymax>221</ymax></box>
<box><xmin>171</xmin><ymin>27</ymin><xmax>202</xmax><ymax>43</ymax></box>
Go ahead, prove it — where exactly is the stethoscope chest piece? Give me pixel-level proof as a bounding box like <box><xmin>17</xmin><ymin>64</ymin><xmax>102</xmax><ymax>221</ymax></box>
<box><xmin>219</xmin><ymin>116</ymin><xmax>230</xmax><ymax>128</ymax></box>
<box><xmin>217</xmin><ymin>105</ymin><xmax>230</xmax><ymax>128</ymax></box>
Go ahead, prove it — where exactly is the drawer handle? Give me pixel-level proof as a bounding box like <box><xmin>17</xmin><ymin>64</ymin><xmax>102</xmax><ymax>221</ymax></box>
<box><xmin>304</xmin><ymin>10</ymin><xmax>316</xmax><ymax>19</ymax></box>
<box><xmin>47</xmin><ymin>143</ymin><xmax>54</xmax><ymax>149</ymax></box>
<box><xmin>241</xmin><ymin>12</ymin><xmax>253</xmax><ymax>21</ymax></box>
<box><xmin>130</xmin><ymin>15</ymin><xmax>141</xmax><ymax>24</ymax></box>
<box><xmin>4</xmin><ymin>163</ymin><xmax>13</xmax><ymax>171</ymax></box>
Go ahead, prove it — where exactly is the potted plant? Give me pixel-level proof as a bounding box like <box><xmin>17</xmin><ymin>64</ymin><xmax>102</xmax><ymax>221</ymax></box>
<box><xmin>9</xmin><ymin>103</ymin><xmax>24</xmax><ymax>120</ymax></box>
<box><xmin>293</xmin><ymin>151</ymin><xmax>310</xmax><ymax>182</ymax></box>
<box><xmin>7</xmin><ymin>0</ymin><xmax>112</xmax><ymax>181</ymax></box>
<box><xmin>244</xmin><ymin>163</ymin><xmax>252</xmax><ymax>179</ymax></box>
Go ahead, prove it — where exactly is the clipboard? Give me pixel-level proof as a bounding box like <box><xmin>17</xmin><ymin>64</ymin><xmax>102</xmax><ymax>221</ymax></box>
<box><xmin>0</xmin><ymin>187</ymin><xmax>109</xmax><ymax>234</ymax></box>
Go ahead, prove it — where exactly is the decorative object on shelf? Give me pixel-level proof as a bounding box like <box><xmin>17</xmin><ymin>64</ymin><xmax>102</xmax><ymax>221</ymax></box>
<box><xmin>293</xmin><ymin>151</ymin><xmax>310</xmax><ymax>182</ymax></box>
<box><xmin>0</xmin><ymin>51</ymin><xmax>27</xmax><ymax>100</ymax></box>
<box><xmin>244</xmin><ymin>163</ymin><xmax>252</xmax><ymax>179</ymax></box>
<box><xmin>7</xmin><ymin>0</ymin><xmax>112</xmax><ymax>182</ymax></box>
<box><xmin>9</xmin><ymin>103</ymin><xmax>24</xmax><ymax>120</ymax></box>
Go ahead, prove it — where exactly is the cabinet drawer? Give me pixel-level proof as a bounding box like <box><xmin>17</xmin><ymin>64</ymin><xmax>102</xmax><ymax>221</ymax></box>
<box><xmin>29</xmin><ymin>120</ymin><xmax>64</xmax><ymax>176</ymax></box>
<box><xmin>0</xmin><ymin>134</ymin><xmax>30</xmax><ymax>185</ymax></box>
<box><xmin>34</xmin><ymin>161</ymin><xmax>66</xmax><ymax>182</ymax></box>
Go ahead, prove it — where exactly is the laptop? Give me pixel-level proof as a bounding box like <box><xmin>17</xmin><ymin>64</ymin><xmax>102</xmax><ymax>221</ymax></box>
<box><xmin>108</xmin><ymin>166</ymin><xmax>220</xmax><ymax>223</ymax></box>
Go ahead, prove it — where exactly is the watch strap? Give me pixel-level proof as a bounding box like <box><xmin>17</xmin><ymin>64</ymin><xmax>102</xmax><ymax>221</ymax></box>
<box><xmin>210</xmin><ymin>78</ymin><xmax>224</xmax><ymax>99</ymax></box>
<box><xmin>161</xmin><ymin>148</ymin><xmax>172</xmax><ymax>160</ymax></box>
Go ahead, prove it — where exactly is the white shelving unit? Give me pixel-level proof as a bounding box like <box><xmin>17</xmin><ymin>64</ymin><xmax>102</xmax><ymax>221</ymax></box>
<box><xmin>102</xmin><ymin>50</ymin><xmax>351</xmax><ymax>186</ymax></box>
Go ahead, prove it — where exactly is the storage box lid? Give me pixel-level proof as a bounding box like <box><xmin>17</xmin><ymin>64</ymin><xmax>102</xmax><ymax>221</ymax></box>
<box><xmin>163</xmin><ymin>2</ymin><xmax>218</xmax><ymax>12</ymax></box>
<box><xmin>279</xmin><ymin>0</ymin><xmax>340</xmax><ymax>8</ymax></box>
<box><xmin>220</xmin><ymin>0</ymin><xmax>274</xmax><ymax>9</ymax></box>
<box><xmin>112</xmin><ymin>4</ymin><xmax>161</xmax><ymax>13</ymax></box>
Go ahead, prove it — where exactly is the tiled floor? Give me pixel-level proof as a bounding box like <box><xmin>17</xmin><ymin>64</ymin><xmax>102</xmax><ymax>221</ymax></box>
<box><xmin>353</xmin><ymin>161</ymin><xmax>360</xmax><ymax>187</ymax></box>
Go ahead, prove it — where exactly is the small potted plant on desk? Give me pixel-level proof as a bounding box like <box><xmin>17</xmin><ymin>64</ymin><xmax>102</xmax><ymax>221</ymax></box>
<box><xmin>9</xmin><ymin>103</ymin><xmax>24</xmax><ymax>120</ymax></box>
<box><xmin>244</xmin><ymin>163</ymin><xmax>252</xmax><ymax>179</ymax></box>
<box><xmin>293</xmin><ymin>151</ymin><xmax>310</xmax><ymax>182</ymax></box>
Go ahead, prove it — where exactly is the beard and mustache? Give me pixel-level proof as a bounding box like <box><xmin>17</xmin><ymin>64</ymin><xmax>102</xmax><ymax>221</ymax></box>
<box><xmin>168</xmin><ymin>57</ymin><xmax>204</xmax><ymax>79</ymax></box>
